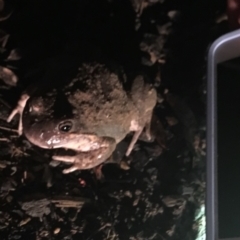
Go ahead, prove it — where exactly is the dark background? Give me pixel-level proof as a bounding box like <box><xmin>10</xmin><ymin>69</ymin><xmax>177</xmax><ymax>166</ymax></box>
<box><xmin>218</xmin><ymin>59</ymin><xmax>240</xmax><ymax>238</ymax></box>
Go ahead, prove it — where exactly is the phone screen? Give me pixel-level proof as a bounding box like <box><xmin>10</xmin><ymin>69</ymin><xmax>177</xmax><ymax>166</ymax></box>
<box><xmin>217</xmin><ymin>57</ymin><xmax>240</xmax><ymax>239</ymax></box>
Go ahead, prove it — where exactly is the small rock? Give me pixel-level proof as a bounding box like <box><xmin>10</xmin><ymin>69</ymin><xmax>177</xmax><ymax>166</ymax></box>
<box><xmin>120</xmin><ymin>160</ymin><xmax>130</xmax><ymax>170</ymax></box>
<box><xmin>18</xmin><ymin>217</ymin><xmax>31</xmax><ymax>227</ymax></box>
<box><xmin>0</xmin><ymin>66</ymin><xmax>18</xmax><ymax>86</ymax></box>
<box><xmin>54</xmin><ymin>228</ymin><xmax>61</xmax><ymax>235</ymax></box>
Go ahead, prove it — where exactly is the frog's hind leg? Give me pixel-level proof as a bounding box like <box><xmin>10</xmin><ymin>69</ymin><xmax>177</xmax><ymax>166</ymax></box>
<box><xmin>7</xmin><ymin>93</ymin><xmax>30</xmax><ymax>135</ymax></box>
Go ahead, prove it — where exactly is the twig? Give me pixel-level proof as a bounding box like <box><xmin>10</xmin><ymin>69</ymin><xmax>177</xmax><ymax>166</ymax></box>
<box><xmin>0</xmin><ymin>125</ymin><xmax>18</xmax><ymax>133</ymax></box>
<box><xmin>0</xmin><ymin>137</ymin><xmax>9</xmax><ymax>141</ymax></box>
<box><xmin>0</xmin><ymin>97</ymin><xmax>11</xmax><ymax>108</ymax></box>
<box><xmin>86</xmin><ymin>223</ymin><xmax>112</xmax><ymax>240</ymax></box>
<box><xmin>51</xmin><ymin>196</ymin><xmax>90</xmax><ymax>208</ymax></box>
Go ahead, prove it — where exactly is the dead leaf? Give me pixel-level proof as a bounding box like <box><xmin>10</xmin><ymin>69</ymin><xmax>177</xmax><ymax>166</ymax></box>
<box><xmin>0</xmin><ymin>66</ymin><xmax>18</xmax><ymax>86</ymax></box>
<box><xmin>6</xmin><ymin>49</ymin><xmax>21</xmax><ymax>61</ymax></box>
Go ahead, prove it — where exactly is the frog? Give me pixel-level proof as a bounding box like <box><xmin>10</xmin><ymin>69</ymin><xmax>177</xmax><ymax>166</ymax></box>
<box><xmin>7</xmin><ymin>60</ymin><xmax>157</xmax><ymax>174</ymax></box>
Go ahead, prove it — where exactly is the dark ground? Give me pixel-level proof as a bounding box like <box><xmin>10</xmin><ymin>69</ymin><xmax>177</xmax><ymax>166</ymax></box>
<box><xmin>0</xmin><ymin>0</ymin><xmax>229</xmax><ymax>239</ymax></box>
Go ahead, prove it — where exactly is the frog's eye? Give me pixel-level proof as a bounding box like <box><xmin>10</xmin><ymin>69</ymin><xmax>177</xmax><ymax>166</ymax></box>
<box><xmin>58</xmin><ymin>121</ymin><xmax>73</xmax><ymax>132</ymax></box>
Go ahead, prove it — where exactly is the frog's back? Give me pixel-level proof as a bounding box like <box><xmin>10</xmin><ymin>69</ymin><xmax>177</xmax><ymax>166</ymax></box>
<box><xmin>65</xmin><ymin>62</ymin><xmax>138</xmax><ymax>141</ymax></box>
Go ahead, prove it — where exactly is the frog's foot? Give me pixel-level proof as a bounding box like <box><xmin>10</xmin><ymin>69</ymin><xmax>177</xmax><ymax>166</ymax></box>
<box><xmin>138</xmin><ymin>129</ymin><xmax>155</xmax><ymax>142</ymax></box>
<box><xmin>152</xmin><ymin>114</ymin><xmax>167</xmax><ymax>148</ymax></box>
<box><xmin>93</xmin><ymin>165</ymin><xmax>104</xmax><ymax>180</ymax></box>
<box><xmin>139</xmin><ymin>113</ymin><xmax>167</xmax><ymax>148</ymax></box>
<box><xmin>52</xmin><ymin>149</ymin><xmax>110</xmax><ymax>174</ymax></box>
<box><xmin>52</xmin><ymin>138</ymin><xmax>117</xmax><ymax>174</ymax></box>
<box><xmin>7</xmin><ymin>94</ymin><xmax>30</xmax><ymax>135</ymax></box>
<box><xmin>142</xmin><ymin>110</ymin><xmax>155</xmax><ymax>142</ymax></box>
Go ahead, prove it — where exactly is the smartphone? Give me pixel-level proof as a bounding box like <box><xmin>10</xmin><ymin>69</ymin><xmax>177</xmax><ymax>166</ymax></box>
<box><xmin>207</xmin><ymin>29</ymin><xmax>240</xmax><ymax>240</ymax></box>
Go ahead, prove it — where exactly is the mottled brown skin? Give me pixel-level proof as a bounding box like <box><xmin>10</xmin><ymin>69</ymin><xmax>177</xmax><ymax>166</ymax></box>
<box><xmin>7</xmin><ymin>62</ymin><xmax>157</xmax><ymax>174</ymax></box>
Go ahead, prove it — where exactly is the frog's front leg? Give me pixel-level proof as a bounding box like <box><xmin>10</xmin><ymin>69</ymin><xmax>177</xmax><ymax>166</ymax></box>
<box><xmin>7</xmin><ymin>93</ymin><xmax>30</xmax><ymax>135</ymax></box>
<box><xmin>125</xmin><ymin>115</ymin><xmax>154</xmax><ymax>157</ymax></box>
<box><xmin>125</xmin><ymin>127</ymin><xmax>144</xmax><ymax>157</ymax></box>
<box><xmin>52</xmin><ymin>137</ymin><xmax>116</xmax><ymax>174</ymax></box>
<box><xmin>126</xmin><ymin>75</ymin><xmax>157</xmax><ymax>156</ymax></box>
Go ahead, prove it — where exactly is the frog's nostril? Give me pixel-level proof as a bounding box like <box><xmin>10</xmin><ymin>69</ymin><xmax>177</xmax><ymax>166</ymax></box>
<box><xmin>59</xmin><ymin>121</ymin><xmax>73</xmax><ymax>132</ymax></box>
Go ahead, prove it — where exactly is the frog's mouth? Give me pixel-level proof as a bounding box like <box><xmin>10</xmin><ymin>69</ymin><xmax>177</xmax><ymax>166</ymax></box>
<box><xmin>24</xmin><ymin>123</ymin><xmax>103</xmax><ymax>152</ymax></box>
<box><xmin>42</xmin><ymin>132</ymin><xmax>103</xmax><ymax>152</ymax></box>
<box><xmin>23</xmin><ymin>116</ymin><xmax>105</xmax><ymax>151</ymax></box>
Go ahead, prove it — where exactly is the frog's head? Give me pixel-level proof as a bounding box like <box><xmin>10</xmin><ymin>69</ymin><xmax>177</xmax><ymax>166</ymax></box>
<box><xmin>21</xmin><ymin>92</ymin><xmax>90</xmax><ymax>150</ymax></box>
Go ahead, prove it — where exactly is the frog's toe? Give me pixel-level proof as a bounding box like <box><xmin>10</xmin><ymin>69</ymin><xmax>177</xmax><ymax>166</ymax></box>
<box><xmin>17</xmin><ymin>124</ymin><xmax>23</xmax><ymax>136</ymax></box>
<box><xmin>52</xmin><ymin>155</ymin><xmax>75</xmax><ymax>162</ymax></box>
<box><xmin>52</xmin><ymin>155</ymin><xmax>81</xmax><ymax>173</ymax></box>
<box><xmin>126</xmin><ymin>129</ymin><xmax>143</xmax><ymax>156</ymax></box>
<box><xmin>7</xmin><ymin>107</ymin><xmax>23</xmax><ymax>136</ymax></box>
<box><xmin>7</xmin><ymin>107</ymin><xmax>19</xmax><ymax>123</ymax></box>
<box><xmin>62</xmin><ymin>166</ymin><xmax>79</xmax><ymax>174</ymax></box>
<box><xmin>145</xmin><ymin>131</ymin><xmax>152</xmax><ymax>141</ymax></box>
